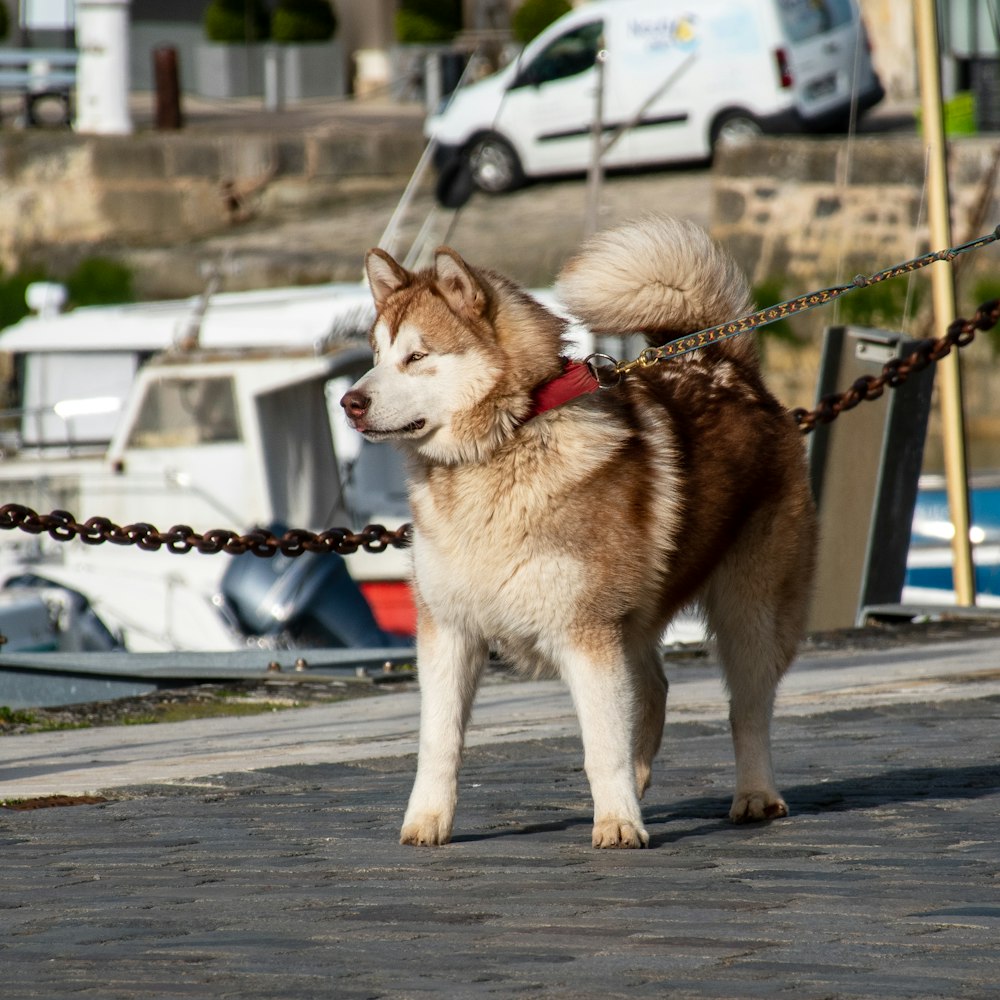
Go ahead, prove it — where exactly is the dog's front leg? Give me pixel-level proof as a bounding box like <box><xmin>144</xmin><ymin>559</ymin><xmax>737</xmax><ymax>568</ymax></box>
<box><xmin>562</xmin><ymin>644</ymin><xmax>649</xmax><ymax>849</ymax></box>
<box><xmin>400</xmin><ymin>614</ymin><xmax>487</xmax><ymax>846</ymax></box>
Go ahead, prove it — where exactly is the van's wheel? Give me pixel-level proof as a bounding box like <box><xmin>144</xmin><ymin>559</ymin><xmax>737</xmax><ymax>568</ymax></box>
<box><xmin>710</xmin><ymin>111</ymin><xmax>763</xmax><ymax>150</ymax></box>
<box><xmin>466</xmin><ymin>134</ymin><xmax>523</xmax><ymax>194</ymax></box>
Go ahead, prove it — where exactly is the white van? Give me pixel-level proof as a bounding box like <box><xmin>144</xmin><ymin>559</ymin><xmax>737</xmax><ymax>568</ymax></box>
<box><xmin>427</xmin><ymin>0</ymin><xmax>884</xmax><ymax>193</ymax></box>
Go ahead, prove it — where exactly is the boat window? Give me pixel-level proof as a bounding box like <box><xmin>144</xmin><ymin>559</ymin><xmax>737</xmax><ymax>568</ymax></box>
<box><xmin>515</xmin><ymin>20</ymin><xmax>603</xmax><ymax>87</ymax></box>
<box><xmin>777</xmin><ymin>0</ymin><xmax>853</xmax><ymax>42</ymax></box>
<box><xmin>19</xmin><ymin>350</ymin><xmax>137</xmax><ymax>447</ymax></box>
<box><xmin>126</xmin><ymin>376</ymin><xmax>241</xmax><ymax>448</ymax></box>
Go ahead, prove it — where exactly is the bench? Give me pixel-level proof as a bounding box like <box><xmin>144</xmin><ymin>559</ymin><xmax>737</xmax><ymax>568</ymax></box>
<box><xmin>0</xmin><ymin>49</ymin><xmax>78</xmax><ymax>126</ymax></box>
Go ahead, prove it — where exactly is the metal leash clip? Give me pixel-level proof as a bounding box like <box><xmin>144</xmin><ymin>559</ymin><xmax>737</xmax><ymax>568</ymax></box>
<box><xmin>585</xmin><ymin>352</ymin><xmax>625</xmax><ymax>389</ymax></box>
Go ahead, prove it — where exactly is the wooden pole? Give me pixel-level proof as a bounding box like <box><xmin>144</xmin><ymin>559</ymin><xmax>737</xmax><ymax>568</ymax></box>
<box><xmin>914</xmin><ymin>0</ymin><xmax>976</xmax><ymax>605</ymax></box>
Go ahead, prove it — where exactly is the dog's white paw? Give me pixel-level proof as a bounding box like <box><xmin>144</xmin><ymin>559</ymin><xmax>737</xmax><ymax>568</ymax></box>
<box><xmin>730</xmin><ymin>791</ymin><xmax>788</xmax><ymax>824</ymax></box>
<box><xmin>400</xmin><ymin>813</ymin><xmax>453</xmax><ymax>846</ymax></box>
<box><xmin>592</xmin><ymin>818</ymin><xmax>649</xmax><ymax>849</ymax></box>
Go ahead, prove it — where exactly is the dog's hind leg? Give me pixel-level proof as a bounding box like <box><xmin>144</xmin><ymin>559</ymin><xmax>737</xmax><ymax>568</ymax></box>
<box><xmin>561</xmin><ymin>636</ymin><xmax>649</xmax><ymax>848</ymax></box>
<box><xmin>400</xmin><ymin>614</ymin><xmax>487</xmax><ymax>846</ymax></box>
<box><xmin>703</xmin><ymin>503</ymin><xmax>814</xmax><ymax>824</ymax></box>
<box><xmin>630</xmin><ymin>642</ymin><xmax>668</xmax><ymax>799</ymax></box>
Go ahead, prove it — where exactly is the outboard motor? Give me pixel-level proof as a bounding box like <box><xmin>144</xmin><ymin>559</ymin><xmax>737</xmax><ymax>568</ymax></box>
<box><xmin>1</xmin><ymin>574</ymin><xmax>124</xmax><ymax>651</ymax></box>
<box><xmin>220</xmin><ymin>526</ymin><xmax>408</xmax><ymax>647</ymax></box>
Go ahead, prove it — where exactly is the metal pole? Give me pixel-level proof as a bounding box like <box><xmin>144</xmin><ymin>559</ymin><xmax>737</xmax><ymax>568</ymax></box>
<box><xmin>12</xmin><ymin>0</ymin><xmax>24</xmax><ymax>46</ymax></box>
<box><xmin>153</xmin><ymin>45</ymin><xmax>183</xmax><ymax>129</ymax></box>
<box><xmin>914</xmin><ymin>0</ymin><xmax>976</xmax><ymax>605</ymax></box>
<box><xmin>74</xmin><ymin>0</ymin><xmax>133</xmax><ymax>135</ymax></box>
<box><xmin>584</xmin><ymin>45</ymin><xmax>607</xmax><ymax>238</ymax></box>
<box><xmin>376</xmin><ymin>138</ymin><xmax>439</xmax><ymax>260</ymax></box>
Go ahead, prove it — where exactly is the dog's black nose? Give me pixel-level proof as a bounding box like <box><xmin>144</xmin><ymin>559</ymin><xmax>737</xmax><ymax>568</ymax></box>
<box><xmin>340</xmin><ymin>389</ymin><xmax>370</xmax><ymax>419</ymax></box>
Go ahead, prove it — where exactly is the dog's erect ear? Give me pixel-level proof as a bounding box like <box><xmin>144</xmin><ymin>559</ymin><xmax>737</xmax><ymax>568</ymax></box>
<box><xmin>434</xmin><ymin>247</ymin><xmax>487</xmax><ymax>318</ymax></box>
<box><xmin>365</xmin><ymin>248</ymin><xmax>410</xmax><ymax>308</ymax></box>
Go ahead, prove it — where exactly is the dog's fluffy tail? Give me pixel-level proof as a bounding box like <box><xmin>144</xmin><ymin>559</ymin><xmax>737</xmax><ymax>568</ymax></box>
<box><xmin>555</xmin><ymin>216</ymin><xmax>754</xmax><ymax>361</ymax></box>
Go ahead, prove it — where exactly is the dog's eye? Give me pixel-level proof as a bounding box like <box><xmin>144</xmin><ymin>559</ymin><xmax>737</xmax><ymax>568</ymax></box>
<box><xmin>406</xmin><ymin>352</ymin><xmax>426</xmax><ymax>365</ymax></box>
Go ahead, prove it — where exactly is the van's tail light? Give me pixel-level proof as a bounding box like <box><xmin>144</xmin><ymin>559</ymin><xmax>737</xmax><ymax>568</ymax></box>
<box><xmin>775</xmin><ymin>47</ymin><xmax>793</xmax><ymax>88</ymax></box>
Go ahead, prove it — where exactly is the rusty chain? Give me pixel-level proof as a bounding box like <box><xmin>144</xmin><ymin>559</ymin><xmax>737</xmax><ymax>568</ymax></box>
<box><xmin>792</xmin><ymin>297</ymin><xmax>1000</xmax><ymax>433</ymax></box>
<box><xmin>1</xmin><ymin>299</ymin><xmax>992</xmax><ymax>556</ymax></box>
<box><xmin>0</xmin><ymin>506</ymin><xmax>412</xmax><ymax>557</ymax></box>
<box><xmin>1</xmin><ymin>277</ymin><xmax>998</xmax><ymax>557</ymax></box>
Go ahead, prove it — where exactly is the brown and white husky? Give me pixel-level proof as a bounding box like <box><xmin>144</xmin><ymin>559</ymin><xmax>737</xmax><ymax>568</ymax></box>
<box><xmin>341</xmin><ymin>216</ymin><xmax>816</xmax><ymax>849</ymax></box>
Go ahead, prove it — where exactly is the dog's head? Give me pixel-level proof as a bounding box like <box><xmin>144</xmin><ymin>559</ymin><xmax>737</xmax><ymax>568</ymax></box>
<box><xmin>340</xmin><ymin>246</ymin><xmax>566</xmax><ymax>465</ymax></box>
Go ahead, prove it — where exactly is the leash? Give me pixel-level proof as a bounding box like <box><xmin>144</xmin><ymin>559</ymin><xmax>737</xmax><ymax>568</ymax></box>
<box><xmin>584</xmin><ymin>226</ymin><xmax>1000</xmax><ymax>388</ymax></box>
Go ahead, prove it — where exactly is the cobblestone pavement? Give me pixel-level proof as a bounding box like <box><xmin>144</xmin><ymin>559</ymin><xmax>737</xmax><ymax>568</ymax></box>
<box><xmin>2</xmin><ymin>637</ymin><xmax>999</xmax><ymax>999</ymax></box>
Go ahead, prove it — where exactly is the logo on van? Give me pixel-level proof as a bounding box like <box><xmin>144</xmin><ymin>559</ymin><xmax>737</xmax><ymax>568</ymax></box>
<box><xmin>627</xmin><ymin>14</ymin><xmax>699</xmax><ymax>54</ymax></box>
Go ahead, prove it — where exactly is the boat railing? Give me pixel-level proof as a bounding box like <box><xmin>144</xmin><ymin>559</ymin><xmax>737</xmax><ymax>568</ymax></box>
<box><xmin>0</xmin><ymin>403</ymin><xmax>113</xmax><ymax>459</ymax></box>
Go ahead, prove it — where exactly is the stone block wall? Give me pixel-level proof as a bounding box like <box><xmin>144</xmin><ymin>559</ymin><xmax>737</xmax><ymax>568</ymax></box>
<box><xmin>713</xmin><ymin>136</ymin><xmax>1000</xmax><ymax>288</ymax></box>
<box><xmin>712</xmin><ymin>136</ymin><xmax>1000</xmax><ymax>472</ymax></box>
<box><xmin>0</xmin><ymin>126</ymin><xmax>426</xmax><ymax>274</ymax></box>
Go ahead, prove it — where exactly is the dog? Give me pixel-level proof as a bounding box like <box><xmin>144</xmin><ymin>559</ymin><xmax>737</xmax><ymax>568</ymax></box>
<box><xmin>341</xmin><ymin>216</ymin><xmax>817</xmax><ymax>849</ymax></box>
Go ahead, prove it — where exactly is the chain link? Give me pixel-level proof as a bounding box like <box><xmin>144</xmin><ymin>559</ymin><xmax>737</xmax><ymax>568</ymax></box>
<box><xmin>792</xmin><ymin>297</ymin><xmax>1000</xmax><ymax>433</ymax></box>
<box><xmin>2</xmin><ymin>288</ymin><xmax>998</xmax><ymax>556</ymax></box>
<box><xmin>0</xmin><ymin>505</ymin><xmax>413</xmax><ymax>557</ymax></box>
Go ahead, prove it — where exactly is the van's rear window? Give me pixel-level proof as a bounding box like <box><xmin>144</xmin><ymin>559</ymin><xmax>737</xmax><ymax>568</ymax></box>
<box><xmin>777</xmin><ymin>0</ymin><xmax>853</xmax><ymax>42</ymax></box>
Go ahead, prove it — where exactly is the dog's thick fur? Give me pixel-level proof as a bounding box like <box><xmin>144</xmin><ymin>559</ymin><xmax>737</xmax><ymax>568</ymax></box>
<box><xmin>341</xmin><ymin>216</ymin><xmax>817</xmax><ymax>849</ymax></box>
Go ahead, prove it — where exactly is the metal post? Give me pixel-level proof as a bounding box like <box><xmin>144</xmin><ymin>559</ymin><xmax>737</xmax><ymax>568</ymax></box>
<box><xmin>153</xmin><ymin>46</ymin><xmax>182</xmax><ymax>129</ymax></box>
<box><xmin>424</xmin><ymin>51</ymin><xmax>442</xmax><ymax>113</ymax></box>
<box><xmin>12</xmin><ymin>0</ymin><xmax>24</xmax><ymax>46</ymax></box>
<box><xmin>584</xmin><ymin>44</ymin><xmax>607</xmax><ymax>238</ymax></box>
<box><xmin>914</xmin><ymin>0</ymin><xmax>976</xmax><ymax>605</ymax></box>
<box><xmin>264</xmin><ymin>44</ymin><xmax>283</xmax><ymax>111</ymax></box>
<box><xmin>74</xmin><ymin>0</ymin><xmax>133</xmax><ymax>135</ymax></box>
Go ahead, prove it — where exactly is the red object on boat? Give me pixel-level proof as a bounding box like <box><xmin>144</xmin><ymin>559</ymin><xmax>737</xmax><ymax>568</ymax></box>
<box><xmin>360</xmin><ymin>581</ymin><xmax>417</xmax><ymax>636</ymax></box>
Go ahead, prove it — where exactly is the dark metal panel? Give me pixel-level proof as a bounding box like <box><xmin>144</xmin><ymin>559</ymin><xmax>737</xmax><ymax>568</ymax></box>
<box><xmin>808</xmin><ymin>325</ymin><xmax>936</xmax><ymax>631</ymax></box>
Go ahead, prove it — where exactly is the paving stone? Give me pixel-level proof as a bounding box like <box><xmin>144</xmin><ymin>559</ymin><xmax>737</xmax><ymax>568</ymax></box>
<box><xmin>2</xmin><ymin>688</ymin><xmax>999</xmax><ymax>998</ymax></box>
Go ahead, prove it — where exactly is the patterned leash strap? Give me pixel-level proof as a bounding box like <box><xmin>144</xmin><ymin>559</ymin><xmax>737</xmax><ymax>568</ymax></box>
<box><xmin>586</xmin><ymin>225</ymin><xmax>1000</xmax><ymax>386</ymax></box>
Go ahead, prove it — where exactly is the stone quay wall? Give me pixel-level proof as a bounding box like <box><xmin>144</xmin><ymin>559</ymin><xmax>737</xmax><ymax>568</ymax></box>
<box><xmin>4</xmin><ymin>126</ymin><xmax>1000</xmax><ymax>469</ymax></box>
<box><xmin>712</xmin><ymin>136</ymin><xmax>1000</xmax><ymax>291</ymax></box>
<box><xmin>0</xmin><ymin>125</ymin><xmax>426</xmax><ymax>277</ymax></box>
<box><xmin>712</xmin><ymin>136</ymin><xmax>1000</xmax><ymax>471</ymax></box>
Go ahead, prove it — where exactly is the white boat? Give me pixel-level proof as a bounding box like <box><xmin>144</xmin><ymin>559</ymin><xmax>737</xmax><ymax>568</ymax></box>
<box><xmin>0</xmin><ymin>281</ymin><xmax>416</xmax><ymax>652</ymax></box>
<box><xmin>903</xmin><ymin>473</ymin><xmax>1000</xmax><ymax>608</ymax></box>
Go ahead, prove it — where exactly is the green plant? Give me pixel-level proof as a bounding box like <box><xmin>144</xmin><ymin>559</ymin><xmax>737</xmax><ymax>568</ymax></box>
<box><xmin>0</xmin><ymin>258</ymin><xmax>134</xmax><ymax>332</ymax></box>
<box><xmin>752</xmin><ymin>278</ymin><xmax>803</xmax><ymax>352</ymax></box>
<box><xmin>972</xmin><ymin>276</ymin><xmax>1000</xmax><ymax>356</ymax></box>
<box><xmin>272</xmin><ymin>0</ymin><xmax>338</xmax><ymax>43</ymax></box>
<box><xmin>0</xmin><ymin>264</ymin><xmax>48</xmax><ymax>331</ymax></box>
<box><xmin>834</xmin><ymin>273</ymin><xmax>926</xmax><ymax>330</ymax></box>
<box><xmin>395</xmin><ymin>0</ymin><xmax>461</xmax><ymax>43</ymax></box>
<box><xmin>0</xmin><ymin>2</ymin><xmax>9</xmax><ymax>41</ymax></box>
<box><xmin>0</xmin><ymin>705</ymin><xmax>37</xmax><ymax>727</ymax></box>
<box><xmin>203</xmin><ymin>0</ymin><xmax>270</xmax><ymax>43</ymax></box>
<box><xmin>512</xmin><ymin>0</ymin><xmax>571</xmax><ymax>44</ymax></box>
<box><xmin>65</xmin><ymin>257</ymin><xmax>134</xmax><ymax>309</ymax></box>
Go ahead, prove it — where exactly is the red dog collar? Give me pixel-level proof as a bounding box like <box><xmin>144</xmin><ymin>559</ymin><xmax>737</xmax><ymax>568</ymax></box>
<box><xmin>527</xmin><ymin>358</ymin><xmax>600</xmax><ymax>419</ymax></box>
